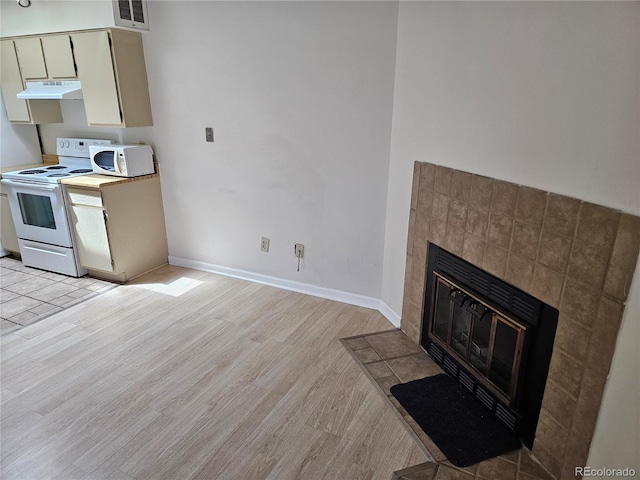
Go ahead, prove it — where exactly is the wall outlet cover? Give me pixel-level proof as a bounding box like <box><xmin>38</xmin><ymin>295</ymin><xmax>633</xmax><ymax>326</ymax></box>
<box><xmin>261</xmin><ymin>237</ymin><xmax>270</xmax><ymax>253</ymax></box>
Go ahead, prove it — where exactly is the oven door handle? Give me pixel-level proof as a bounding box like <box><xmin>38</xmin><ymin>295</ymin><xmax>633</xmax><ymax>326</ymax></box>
<box><xmin>0</xmin><ymin>179</ymin><xmax>60</xmax><ymax>191</ymax></box>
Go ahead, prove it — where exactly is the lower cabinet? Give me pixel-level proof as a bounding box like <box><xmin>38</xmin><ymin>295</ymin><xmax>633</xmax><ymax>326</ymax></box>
<box><xmin>0</xmin><ymin>184</ymin><xmax>20</xmax><ymax>253</ymax></box>
<box><xmin>67</xmin><ymin>188</ymin><xmax>113</xmax><ymax>272</ymax></box>
<box><xmin>65</xmin><ymin>175</ymin><xmax>168</xmax><ymax>282</ymax></box>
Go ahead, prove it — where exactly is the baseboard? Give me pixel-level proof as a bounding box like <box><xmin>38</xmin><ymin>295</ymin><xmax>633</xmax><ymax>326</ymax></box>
<box><xmin>378</xmin><ymin>300</ymin><xmax>401</xmax><ymax>328</ymax></box>
<box><xmin>168</xmin><ymin>256</ymin><xmax>402</xmax><ymax>327</ymax></box>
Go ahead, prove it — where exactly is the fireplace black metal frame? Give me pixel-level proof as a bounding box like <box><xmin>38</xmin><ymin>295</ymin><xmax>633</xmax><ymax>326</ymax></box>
<box><xmin>420</xmin><ymin>243</ymin><xmax>558</xmax><ymax>448</ymax></box>
<box><xmin>429</xmin><ymin>271</ymin><xmax>529</xmax><ymax>407</ymax></box>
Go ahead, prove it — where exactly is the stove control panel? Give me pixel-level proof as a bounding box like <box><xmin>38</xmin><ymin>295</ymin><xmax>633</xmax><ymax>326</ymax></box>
<box><xmin>56</xmin><ymin>138</ymin><xmax>114</xmax><ymax>158</ymax></box>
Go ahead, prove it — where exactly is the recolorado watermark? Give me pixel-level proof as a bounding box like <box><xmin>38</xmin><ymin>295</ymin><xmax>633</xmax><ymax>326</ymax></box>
<box><xmin>576</xmin><ymin>467</ymin><xmax>637</xmax><ymax>478</ymax></box>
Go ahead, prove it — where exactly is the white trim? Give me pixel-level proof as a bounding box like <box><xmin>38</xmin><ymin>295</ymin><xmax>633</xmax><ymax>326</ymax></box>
<box><xmin>168</xmin><ymin>256</ymin><xmax>402</xmax><ymax>327</ymax></box>
<box><xmin>378</xmin><ymin>301</ymin><xmax>401</xmax><ymax>328</ymax></box>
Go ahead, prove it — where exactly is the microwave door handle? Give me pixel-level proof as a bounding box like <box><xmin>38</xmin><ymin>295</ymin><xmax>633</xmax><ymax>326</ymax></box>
<box><xmin>1</xmin><ymin>179</ymin><xmax>59</xmax><ymax>191</ymax></box>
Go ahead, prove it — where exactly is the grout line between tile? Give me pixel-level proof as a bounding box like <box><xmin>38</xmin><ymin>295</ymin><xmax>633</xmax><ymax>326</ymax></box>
<box><xmin>1</xmin><ymin>259</ymin><xmax>118</xmax><ymax>334</ymax></box>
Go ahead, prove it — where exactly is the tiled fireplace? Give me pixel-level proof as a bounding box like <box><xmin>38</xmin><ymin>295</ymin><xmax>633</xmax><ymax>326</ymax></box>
<box><xmin>400</xmin><ymin>162</ymin><xmax>640</xmax><ymax>480</ymax></box>
<box><xmin>422</xmin><ymin>243</ymin><xmax>558</xmax><ymax>449</ymax></box>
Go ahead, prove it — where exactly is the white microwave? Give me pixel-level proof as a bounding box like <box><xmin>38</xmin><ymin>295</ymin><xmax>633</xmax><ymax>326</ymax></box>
<box><xmin>90</xmin><ymin>144</ymin><xmax>155</xmax><ymax>177</ymax></box>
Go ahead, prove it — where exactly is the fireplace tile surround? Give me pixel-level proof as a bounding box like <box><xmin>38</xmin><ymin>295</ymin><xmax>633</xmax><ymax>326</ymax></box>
<box><xmin>401</xmin><ymin>162</ymin><xmax>640</xmax><ymax>480</ymax></box>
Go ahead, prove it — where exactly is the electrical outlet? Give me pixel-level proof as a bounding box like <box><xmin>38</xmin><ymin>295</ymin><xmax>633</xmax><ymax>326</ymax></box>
<box><xmin>205</xmin><ymin>127</ymin><xmax>214</xmax><ymax>142</ymax></box>
<box><xmin>261</xmin><ymin>237</ymin><xmax>270</xmax><ymax>253</ymax></box>
<box><xmin>294</xmin><ymin>243</ymin><xmax>304</xmax><ymax>258</ymax></box>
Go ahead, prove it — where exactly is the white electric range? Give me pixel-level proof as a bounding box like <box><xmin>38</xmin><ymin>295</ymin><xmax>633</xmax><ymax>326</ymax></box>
<box><xmin>1</xmin><ymin>138</ymin><xmax>112</xmax><ymax>277</ymax></box>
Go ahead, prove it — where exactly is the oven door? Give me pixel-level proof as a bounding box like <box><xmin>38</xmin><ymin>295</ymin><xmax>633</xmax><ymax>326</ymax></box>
<box><xmin>1</xmin><ymin>179</ymin><xmax>73</xmax><ymax>248</ymax></box>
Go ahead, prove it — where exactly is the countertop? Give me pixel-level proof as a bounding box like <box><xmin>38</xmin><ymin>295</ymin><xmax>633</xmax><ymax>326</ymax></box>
<box><xmin>61</xmin><ymin>172</ymin><xmax>160</xmax><ymax>188</ymax></box>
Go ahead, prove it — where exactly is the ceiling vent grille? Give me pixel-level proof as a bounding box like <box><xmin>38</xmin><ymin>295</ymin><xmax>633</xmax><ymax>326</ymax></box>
<box><xmin>114</xmin><ymin>0</ymin><xmax>149</xmax><ymax>30</ymax></box>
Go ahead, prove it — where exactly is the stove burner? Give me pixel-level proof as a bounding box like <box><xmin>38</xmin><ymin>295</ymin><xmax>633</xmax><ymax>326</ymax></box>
<box><xmin>19</xmin><ymin>169</ymin><xmax>47</xmax><ymax>174</ymax></box>
<box><xmin>47</xmin><ymin>173</ymin><xmax>70</xmax><ymax>177</ymax></box>
<box><xmin>69</xmin><ymin>169</ymin><xmax>93</xmax><ymax>174</ymax></box>
<box><xmin>45</xmin><ymin>165</ymin><xmax>67</xmax><ymax>170</ymax></box>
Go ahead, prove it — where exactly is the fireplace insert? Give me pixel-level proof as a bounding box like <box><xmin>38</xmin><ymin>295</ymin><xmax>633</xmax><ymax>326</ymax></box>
<box><xmin>421</xmin><ymin>244</ymin><xmax>558</xmax><ymax>448</ymax></box>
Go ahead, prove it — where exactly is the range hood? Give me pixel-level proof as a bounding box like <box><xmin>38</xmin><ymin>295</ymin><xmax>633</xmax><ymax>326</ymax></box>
<box><xmin>17</xmin><ymin>81</ymin><xmax>83</xmax><ymax>100</ymax></box>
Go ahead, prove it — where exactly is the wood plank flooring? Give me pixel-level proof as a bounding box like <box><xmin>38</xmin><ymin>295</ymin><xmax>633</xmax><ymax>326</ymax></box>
<box><xmin>1</xmin><ymin>265</ymin><xmax>430</xmax><ymax>480</ymax></box>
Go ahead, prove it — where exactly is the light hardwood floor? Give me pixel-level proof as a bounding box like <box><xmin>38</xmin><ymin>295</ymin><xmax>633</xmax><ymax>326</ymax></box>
<box><xmin>1</xmin><ymin>265</ymin><xmax>430</xmax><ymax>480</ymax></box>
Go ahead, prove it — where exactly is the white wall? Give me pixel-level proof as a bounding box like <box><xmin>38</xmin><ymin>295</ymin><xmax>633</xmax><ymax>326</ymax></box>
<box><xmin>1</xmin><ymin>0</ymin><xmax>399</xmax><ymax>300</ymax></box>
<box><xmin>2</xmin><ymin>0</ymin><xmax>638</xmax><ymax>473</ymax></box>
<box><xmin>0</xmin><ymin>0</ymin><xmax>114</xmax><ymax>37</ymax></box>
<box><xmin>383</xmin><ymin>1</ymin><xmax>639</xmax><ymax>475</ymax></box>
<box><xmin>141</xmin><ymin>1</ymin><xmax>398</xmax><ymax>298</ymax></box>
<box><xmin>0</xmin><ymin>95</ymin><xmax>41</xmax><ymax>167</ymax></box>
<box><xmin>588</xmin><ymin>268</ymin><xmax>640</xmax><ymax>475</ymax></box>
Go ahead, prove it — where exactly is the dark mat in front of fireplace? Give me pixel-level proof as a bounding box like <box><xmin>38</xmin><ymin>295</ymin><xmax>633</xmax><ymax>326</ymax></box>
<box><xmin>390</xmin><ymin>373</ymin><xmax>521</xmax><ymax>467</ymax></box>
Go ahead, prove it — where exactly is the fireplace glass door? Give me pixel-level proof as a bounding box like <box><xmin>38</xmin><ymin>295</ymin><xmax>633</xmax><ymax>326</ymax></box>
<box><xmin>429</xmin><ymin>272</ymin><xmax>527</xmax><ymax>405</ymax></box>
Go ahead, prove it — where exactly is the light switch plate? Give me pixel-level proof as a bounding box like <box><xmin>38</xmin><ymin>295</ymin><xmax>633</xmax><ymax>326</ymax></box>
<box><xmin>205</xmin><ymin>127</ymin><xmax>214</xmax><ymax>142</ymax></box>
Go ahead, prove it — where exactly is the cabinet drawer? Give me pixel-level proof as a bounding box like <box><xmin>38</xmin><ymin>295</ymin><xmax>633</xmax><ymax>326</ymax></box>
<box><xmin>67</xmin><ymin>188</ymin><xmax>103</xmax><ymax>207</ymax></box>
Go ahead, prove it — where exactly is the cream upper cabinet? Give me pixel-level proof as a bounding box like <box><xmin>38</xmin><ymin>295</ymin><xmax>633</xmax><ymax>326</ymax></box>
<box><xmin>14</xmin><ymin>37</ymin><xmax>48</xmax><ymax>80</ymax></box>
<box><xmin>0</xmin><ymin>39</ymin><xmax>62</xmax><ymax>124</ymax></box>
<box><xmin>71</xmin><ymin>29</ymin><xmax>153</xmax><ymax>127</ymax></box>
<box><xmin>0</xmin><ymin>40</ymin><xmax>31</xmax><ymax>122</ymax></box>
<box><xmin>1</xmin><ymin>28</ymin><xmax>151</xmax><ymax>127</ymax></box>
<box><xmin>70</xmin><ymin>31</ymin><xmax>122</xmax><ymax>126</ymax></box>
<box><xmin>14</xmin><ymin>35</ymin><xmax>76</xmax><ymax>80</ymax></box>
<box><xmin>41</xmin><ymin>35</ymin><xmax>76</xmax><ymax>79</ymax></box>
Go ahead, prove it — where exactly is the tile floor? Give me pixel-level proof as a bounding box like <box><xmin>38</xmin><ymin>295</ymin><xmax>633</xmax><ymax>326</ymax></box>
<box><xmin>0</xmin><ymin>256</ymin><xmax>116</xmax><ymax>335</ymax></box>
<box><xmin>342</xmin><ymin>329</ymin><xmax>555</xmax><ymax>480</ymax></box>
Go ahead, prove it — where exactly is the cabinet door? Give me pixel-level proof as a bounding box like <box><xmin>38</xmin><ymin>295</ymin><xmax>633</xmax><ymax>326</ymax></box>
<box><xmin>69</xmin><ymin>203</ymin><xmax>114</xmax><ymax>272</ymax></box>
<box><xmin>0</xmin><ymin>40</ymin><xmax>31</xmax><ymax>122</ymax></box>
<box><xmin>109</xmin><ymin>29</ymin><xmax>153</xmax><ymax>127</ymax></box>
<box><xmin>41</xmin><ymin>35</ymin><xmax>76</xmax><ymax>78</ymax></box>
<box><xmin>14</xmin><ymin>37</ymin><xmax>48</xmax><ymax>80</ymax></box>
<box><xmin>70</xmin><ymin>31</ymin><xmax>122</xmax><ymax>126</ymax></box>
<box><xmin>0</xmin><ymin>194</ymin><xmax>20</xmax><ymax>253</ymax></box>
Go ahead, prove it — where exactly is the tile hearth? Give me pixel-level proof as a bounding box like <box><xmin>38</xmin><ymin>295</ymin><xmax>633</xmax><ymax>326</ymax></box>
<box><xmin>342</xmin><ymin>329</ymin><xmax>554</xmax><ymax>480</ymax></box>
